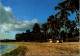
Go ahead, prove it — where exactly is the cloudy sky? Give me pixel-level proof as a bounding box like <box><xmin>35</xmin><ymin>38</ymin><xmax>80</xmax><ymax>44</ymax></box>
<box><xmin>0</xmin><ymin>0</ymin><xmax>76</xmax><ymax>40</ymax></box>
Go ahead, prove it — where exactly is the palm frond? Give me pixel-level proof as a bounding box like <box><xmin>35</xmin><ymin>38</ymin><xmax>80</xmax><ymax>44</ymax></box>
<box><xmin>55</xmin><ymin>11</ymin><xmax>60</xmax><ymax>17</ymax></box>
<box><xmin>54</xmin><ymin>6</ymin><xmax>61</xmax><ymax>10</ymax></box>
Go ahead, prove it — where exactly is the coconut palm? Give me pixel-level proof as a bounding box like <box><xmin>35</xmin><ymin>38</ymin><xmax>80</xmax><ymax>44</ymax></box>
<box><xmin>58</xmin><ymin>0</ymin><xmax>79</xmax><ymax>14</ymax></box>
<box><xmin>47</xmin><ymin>15</ymin><xmax>59</xmax><ymax>42</ymax></box>
<box><xmin>66</xmin><ymin>20</ymin><xmax>71</xmax><ymax>32</ymax></box>
<box><xmin>42</xmin><ymin>23</ymin><xmax>48</xmax><ymax>33</ymax></box>
<box><xmin>41</xmin><ymin>23</ymin><xmax>48</xmax><ymax>40</ymax></box>
<box><xmin>55</xmin><ymin>5</ymin><xmax>70</xmax><ymax>42</ymax></box>
<box><xmin>75</xmin><ymin>13</ymin><xmax>79</xmax><ymax>24</ymax></box>
<box><xmin>47</xmin><ymin>15</ymin><xmax>54</xmax><ymax>42</ymax></box>
<box><xmin>69</xmin><ymin>20</ymin><xmax>77</xmax><ymax>37</ymax></box>
<box><xmin>59</xmin><ymin>0</ymin><xmax>79</xmax><ymax>23</ymax></box>
<box><xmin>32</xmin><ymin>23</ymin><xmax>41</xmax><ymax>41</ymax></box>
<box><xmin>47</xmin><ymin>15</ymin><xmax>54</xmax><ymax>33</ymax></box>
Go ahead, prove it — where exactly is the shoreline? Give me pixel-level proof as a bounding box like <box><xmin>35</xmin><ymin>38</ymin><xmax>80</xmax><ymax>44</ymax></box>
<box><xmin>0</xmin><ymin>42</ymin><xmax>27</xmax><ymax>56</ymax></box>
<box><xmin>0</xmin><ymin>42</ymin><xmax>79</xmax><ymax>55</ymax></box>
<box><xmin>0</xmin><ymin>44</ymin><xmax>19</xmax><ymax>56</ymax></box>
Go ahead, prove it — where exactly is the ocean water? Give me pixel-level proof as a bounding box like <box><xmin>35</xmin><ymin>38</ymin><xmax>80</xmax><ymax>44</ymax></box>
<box><xmin>0</xmin><ymin>44</ymin><xmax>14</xmax><ymax>54</ymax></box>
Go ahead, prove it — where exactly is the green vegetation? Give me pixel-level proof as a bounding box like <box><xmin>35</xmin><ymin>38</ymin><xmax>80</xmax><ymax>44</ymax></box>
<box><xmin>2</xmin><ymin>46</ymin><xmax>27</xmax><ymax>56</ymax></box>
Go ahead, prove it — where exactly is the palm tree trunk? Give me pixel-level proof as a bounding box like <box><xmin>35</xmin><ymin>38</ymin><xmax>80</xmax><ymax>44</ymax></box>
<box><xmin>59</xmin><ymin>27</ymin><xmax>61</xmax><ymax>41</ymax></box>
<box><xmin>75</xmin><ymin>10</ymin><xmax>79</xmax><ymax>25</ymax></box>
<box><xmin>50</xmin><ymin>28</ymin><xmax>53</xmax><ymax>42</ymax></box>
<box><xmin>54</xmin><ymin>25</ymin><xmax>57</xmax><ymax>42</ymax></box>
<box><xmin>45</xmin><ymin>31</ymin><xmax>46</xmax><ymax>40</ymax></box>
<box><xmin>64</xmin><ymin>19</ymin><xmax>68</xmax><ymax>42</ymax></box>
<box><xmin>76</xmin><ymin>10</ymin><xmax>77</xmax><ymax>19</ymax></box>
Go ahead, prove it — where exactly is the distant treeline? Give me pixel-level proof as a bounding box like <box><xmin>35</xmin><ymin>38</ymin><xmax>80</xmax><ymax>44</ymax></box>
<box><xmin>15</xmin><ymin>0</ymin><xmax>79</xmax><ymax>42</ymax></box>
<box><xmin>15</xmin><ymin>23</ymin><xmax>79</xmax><ymax>42</ymax></box>
<box><xmin>0</xmin><ymin>39</ymin><xmax>16</xmax><ymax>42</ymax></box>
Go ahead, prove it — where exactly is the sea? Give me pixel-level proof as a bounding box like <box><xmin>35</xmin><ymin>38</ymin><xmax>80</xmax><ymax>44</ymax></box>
<box><xmin>0</xmin><ymin>44</ymin><xmax>14</xmax><ymax>54</ymax></box>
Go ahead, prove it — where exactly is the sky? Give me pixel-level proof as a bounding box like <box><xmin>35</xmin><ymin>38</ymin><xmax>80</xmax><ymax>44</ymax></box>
<box><xmin>0</xmin><ymin>0</ymin><xmax>76</xmax><ymax>40</ymax></box>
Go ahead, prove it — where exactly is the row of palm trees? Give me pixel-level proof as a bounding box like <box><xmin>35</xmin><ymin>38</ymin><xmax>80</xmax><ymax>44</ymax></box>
<box><xmin>43</xmin><ymin>16</ymin><xmax>79</xmax><ymax>42</ymax></box>
<box><xmin>15</xmin><ymin>20</ymin><xmax>78</xmax><ymax>42</ymax></box>
<box><xmin>48</xmin><ymin>0</ymin><xmax>79</xmax><ymax>42</ymax></box>
<box><xmin>42</xmin><ymin>0</ymin><xmax>79</xmax><ymax>42</ymax></box>
<box><xmin>15</xmin><ymin>0</ymin><xmax>79</xmax><ymax>42</ymax></box>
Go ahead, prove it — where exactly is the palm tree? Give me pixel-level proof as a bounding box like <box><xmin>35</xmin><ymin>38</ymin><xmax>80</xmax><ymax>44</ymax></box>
<box><xmin>41</xmin><ymin>23</ymin><xmax>48</xmax><ymax>40</ymax></box>
<box><xmin>58</xmin><ymin>0</ymin><xmax>79</xmax><ymax>13</ymax></box>
<box><xmin>75</xmin><ymin>13</ymin><xmax>79</xmax><ymax>25</ymax></box>
<box><xmin>47</xmin><ymin>15</ymin><xmax>54</xmax><ymax>42</ymax></box>
<box><xmin>55</xmin><ymin>5</ymin><xmax>70</xmax><ymax>42</ymax></box>
<box><xmin>47</xmin><ymin>15</ymin><xmax>59</xmax><ymax>42</ymax></box>
<box><xmin>69</xmin><ymin>20</ymin><xmax>77</xmax><ymax>37</ymax></box>
<box><xmin>66</xmin><ymin>20</ymin><xmax>71</xmax><ymax>32</ymax></box>
<box><xmin>32</xmin><ymin>23</ymin><xmax>41</xmax><ymax>41</ymax></box>
<box><xmin>58</xmin><ymin>0</ymin><xmax>79</xmax><ymax>23</ymax></box>
<box><xmin>47</xmin><ymin>15</ymin><xmax>54</xmax><ymax>33</ymax></box>
<box><xmin>42</xmin><ymin>23</ymin><xmax>48</xmax><ymax>33</ymax></box>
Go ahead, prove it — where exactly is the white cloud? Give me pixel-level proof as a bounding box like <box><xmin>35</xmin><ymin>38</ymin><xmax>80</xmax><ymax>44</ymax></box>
<box><xmin>4</xmin><ymin>7</ymin><xmax>11</xmax><ymax>12</ymax></box>
<box><xmin>0</xmin><ymin>5</ymin><xmax>16</xmax><ymax>24</ymax></box>
<box><xmin>1</xmin><ymin>19</ymin><xmax>39</xmax><ymax>31</ymax></box>
<box><xmin>0</xmin><ymin>4</ymin><xmax>39</xmax><ymax>32</ymax></box>
<box><xmin>0</xmin><ymin>4</ymin><xmax>40</xmax><ymax>39</ymax></box>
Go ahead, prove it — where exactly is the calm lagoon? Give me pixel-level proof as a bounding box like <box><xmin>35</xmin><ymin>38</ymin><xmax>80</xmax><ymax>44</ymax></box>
<box><xmin>0</xmin><ymin>44</ymin><xmax>14</xmax><ymax>54</ymax></box>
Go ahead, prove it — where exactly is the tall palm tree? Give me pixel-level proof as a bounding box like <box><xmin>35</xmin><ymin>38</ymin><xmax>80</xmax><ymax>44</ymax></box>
<box><xmin>47</xmin><ymin>15</ymin><xmax>54</xmax><ymax>33</ymax></box>
<box><xmin>42</xmin><ymin>23</ymin><xmax>48</xmax><ymax>34</ymax></box>
<box><xmin>75</xmin><ymin>13</ymin><xmax>79</xmax><ymax>24</ymax></box>
<box><xmin>66</xmin><ymin>20</ymin><xmax>71</xmax><ymax>32</ymax></box>
<box><xmin>58</xmin><ymin>0</ymin><xmax>79</xmax><ymax>12</ymax></box>
<box><xmin>55</xmin><ymin>5</ymin><xmax>70</xmax><ymax>42</ymax></box>
<box><xmin>41</xmin><ymin>23</ymin><xmax>48</xmax><ymax>40</ymax></box>
<box><xmin>70</xmin><ymin>20</ymin><xmax>77</xmax><ymax>37</ymax></box>
<box><xmin>47</xmin><ymin>15</ymin><xmax>59</xmax><ymax>42</ymax></box>
<box><xmin>59</xmin><ymin>0</ymin><xmax>79</xmax><ymax>23</ymax></box>
<box><xmin>47</xmin><ymin>15</ymin><xmax>54</xmax><ymax>42</ymax></box>
<box><xmin>32</xmin><ymin>23</ymin><xmax>41</xmax><ymax>41</ymax></box>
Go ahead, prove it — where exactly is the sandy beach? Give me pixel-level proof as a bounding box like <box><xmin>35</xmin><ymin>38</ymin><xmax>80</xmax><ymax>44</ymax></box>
<box><xmin>0</xmin><ymin>42</ymin><xmax>79</xmax><ymax>55</ymax></box>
